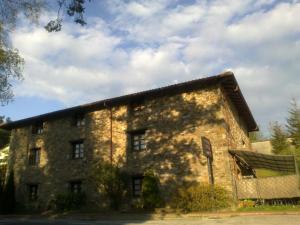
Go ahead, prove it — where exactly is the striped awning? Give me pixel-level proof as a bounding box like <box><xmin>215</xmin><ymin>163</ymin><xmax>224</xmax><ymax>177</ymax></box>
<box><xmin>229</xmin><ymin>150</ymin><xmax>297</xmax><ymax>173</ymax></box>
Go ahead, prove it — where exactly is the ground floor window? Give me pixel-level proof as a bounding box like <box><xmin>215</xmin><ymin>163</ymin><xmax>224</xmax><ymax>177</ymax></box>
<box><xmin>132</xmin><ymin>176</ymin><xmax>143</xmax><ymax>197</ymax></box>
<box><xmin>69</xmin><ymin>180</ymin><xmax>82</xmax><ymax>194</ymax></box>
<box><xmin>28</xmin><ymin>184</ymin><xmax>38</xmax><ymax>201</ymax></box>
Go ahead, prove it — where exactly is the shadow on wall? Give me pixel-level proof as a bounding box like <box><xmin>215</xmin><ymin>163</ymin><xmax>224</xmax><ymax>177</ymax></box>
<box><xmin>11</xmin><ymin>85</ymin><xmax>230</xmax><ymax>216</ymax></box>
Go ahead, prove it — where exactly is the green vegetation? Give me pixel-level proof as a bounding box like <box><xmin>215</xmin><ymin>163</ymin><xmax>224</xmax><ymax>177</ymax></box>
<box><xmin>51</xmin><ymin>192</ymin><xmax>86</xmax><ymax>212</ymax></box>
<box><xmin>255</xmin><ymin>169</ymin><xmax>292</xmax><ymax>178</ymax></box>
<box><xmin>270</xmin><ymin>99</ymin><xmax>300</xmax><ymax>168</ymax></box>
<box><xmin>171</xmin><ymin>183</ymin><xmax>230</xmax><ymax>212</ymax></box>
<box><xmin>238</xmin><ymin>204</ymin><xmax>300</xmax><ymax>212</ymax></box>
<box><xmin>0</xmin><ymin>170</ymin><xmax>16</xmax><ymax>214</ymax></box>
<box><xmin>92</xmin><ymin>163</ymin><xmax>129</xmax><ymax>210</ymax></box>
<box><xmin>141</xmin><ymin>170</ymin><xmax>164</xmax><ymax>209</ymax></box>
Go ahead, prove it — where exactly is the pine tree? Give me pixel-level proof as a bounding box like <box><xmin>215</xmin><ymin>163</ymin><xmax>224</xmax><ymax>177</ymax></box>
<box><xmin>270</xmin><ymin>122</ymin><xmax>290</xmax><ymax>154</ymax></box>
<box><xmin>286</xmin><ymin>99</ymin><xmax>300</xmax><ymax>149</ymax></box>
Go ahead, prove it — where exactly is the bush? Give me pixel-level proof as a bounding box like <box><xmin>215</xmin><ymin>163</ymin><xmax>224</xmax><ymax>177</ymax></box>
<box><xmin>0</xmin><ymin>170</ymin><xmax>16</xmax><ymax>214</ymax></box>
<box><xmin>92</xmin><ymin>163</ymin><xmax>129</xmax><ymax>210</ymax></box>
<box><xmin>141</xmin><ymin>170</ymin><xmax>164</xmax><ymax>209</ymax></box>
<box><xmin>171</xmin><ymin>183</ymin><xmax>230</xmax><ymax>212</ymax></box>
<box><xmin>52</xmin><ymin>192</ymin><xmax>86</xmax><ymax>212</ymax></box>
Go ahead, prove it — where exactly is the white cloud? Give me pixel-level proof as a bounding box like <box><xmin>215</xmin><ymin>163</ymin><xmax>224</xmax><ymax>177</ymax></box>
<box><xmin>10</xmin><ymin>0</ymin><xmax>300</xmax><ymax>135</ymax></box>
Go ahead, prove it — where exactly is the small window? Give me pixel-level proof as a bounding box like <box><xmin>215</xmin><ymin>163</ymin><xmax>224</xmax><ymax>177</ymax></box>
<box><xmin>70</xmin><ymin>181</ymin><xmax>82</xmax><ymax>194</ymax></box>
<box><xmin>28</xmin><ymin>184</ymin><xmax>38</xmax><ymax>201</ymax></box>
<box><xmin>28</xmin><ymin>148</ymin><xmax>41</xmax><ymax>166</ymax></box>
<box><xmin>132</xmin><ymin>176</ymin><xmax>143</xmax><ymax>197</ymax></box>
<box><xmin>130</xmin><ymin>101</ymin><xmax>145</xmax><ymax>116</ymax></box>
<box><xmin>71</xmin><ymin>140</ymin><xmax>84</xmax><ymax>159</ymax></box>
<box><xmin>131</xmin><ymin>130</ymin><xmax>146</xmax><ymax>151</ymax></box>
<box><xmin>32</xmin><ymin>121</ymin><xmax>44</xmax><ymax>134</ymax></box>
<box><xmin>74</xmin><ymin>114</ymin><xmax>85</xmax><ymax>127</ymax></box>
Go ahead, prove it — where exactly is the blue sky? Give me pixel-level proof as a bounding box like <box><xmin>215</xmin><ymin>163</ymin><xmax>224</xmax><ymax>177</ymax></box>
<box><xmin>2</xmin><ymin>0</ymin><xmax>300</xmax><ymax>136</ymax></box>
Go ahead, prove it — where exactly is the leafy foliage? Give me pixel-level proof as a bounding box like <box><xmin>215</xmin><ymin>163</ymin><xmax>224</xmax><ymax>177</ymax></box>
<box><xmin>249</xmin><ymin>130</ymin><xmax>265</xmax><ymax>142</ymax></box>
<box><xmin>92</xmin><ymin>162</ymin><xmax>129</xmax><ymax>210</ymax></box>
<box><xmin>286</xmin><ymin>99</ymin><xmax>300</xmax><ymax>149</ymax></box>
<box><xmin>51</xmin><ymin>192</ymin><xmax>86</xmax><ymax>212</ymax></box>
<box><xmin>45</xmin><ymin>0</ymin><xmax>91</xmax><ymax>32</ymax></box>
<box><xmin>141</xmin><ymin>170</ymin><xmax>164</xmax><ymax>209</ymax></box>
<box><xmin>0</xmin><ymin>116</ymin><xmax>11</xmax><ymax>147</ymax></box>
<box><xmin>0</xmin><ymin>170</ymin><xmax>16</xmax><ymax>214</ymax></box>
<box><xmin>171</xmin><ymin>183</ymin><xmax>230</xmax><ymax>212</ymax></box>
<box><xmin>270</xmin><ymin>121</ymin><xmax>290</xmax><ymax>154</ymax></box>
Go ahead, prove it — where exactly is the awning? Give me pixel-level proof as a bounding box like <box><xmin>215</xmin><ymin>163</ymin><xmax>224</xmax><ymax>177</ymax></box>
<box><xmin>229</xmin><ymin>150</ymin><xmax>297</xmax><ymax>173</ymax></box>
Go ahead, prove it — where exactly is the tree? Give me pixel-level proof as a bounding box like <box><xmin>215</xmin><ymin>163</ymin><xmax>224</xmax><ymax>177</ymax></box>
<box><xmin>249</xmin><ymin>129</ymin><xmax>265</xmax><ymax>142</ymax></box>
<box><xmin>270</xmin><ymin>122</ymin><xmax>290</xmax><ymax>155</ymax></box>
<box><xmin>0</xmin><ymin>170</ymin><xmax>15</xmax><ymax>214</ymax></box>
<box><xmin>0</xmin><ymin>0</ymin><xmax>91</xmax><ymax>104</ymax></box>
<box><xmin>0</xmin><ymin>116</ymin><xmax>11</xmax><ymax>148</ymax></box>
<box><xmin>286</xmin><ymin>99</ymin><xmax>300</xmax><ymax>149</ymax></box>
<box><xmin>45</xmin><ymin>0</ymin><xmax>91</xmax><ymax>32</ymax></box>
<box><xmin>92</xmin><ymin>163</ymin><xmax>129</xmax><ymax>210</ymax></box>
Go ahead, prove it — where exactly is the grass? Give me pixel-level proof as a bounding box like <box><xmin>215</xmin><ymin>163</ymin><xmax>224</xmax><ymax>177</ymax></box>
<box><xmin>255</xmin><ymin>169</ymin><xmax>292</xmax><ymax>178</ymax></box>
<box><xmin>238</xmin><ymin>205</ymin><xmax>300</xmax><ymax>212</ymax></box>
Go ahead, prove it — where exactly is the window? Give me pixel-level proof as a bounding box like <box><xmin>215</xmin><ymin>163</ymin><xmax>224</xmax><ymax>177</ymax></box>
<box><xmin>28</xmin><ymin>148</ymin><xmax>41</xmax><ymax>166</ymax></box>
<box><xmin>132</xmin><ymin>176</ymin><xmax>143</xmax><ymax>197</ymax></box>
<box><xmin>32</xmin><ymin>121</ymin><xmax>44</xmax><ymax>134</ymax></box>
<box><xmin>70</xmin><ymin>181</ymin><xmax>82</xmax><ymax>194</ymax></box>
<box><xmin>130</xmin><ymin>101</ymin><xmax>145</xmax><ymax>116</ymax></box>
<box><xmin>131</xmin><ymin>130</ymin><xmax>146</xmax><ymax>151</ymax></box>
<box><xmin>74</xmin><ymin>113</ymin><xmax>85</xmax><ymax>127</ymax></box>
<box><xmin>28</xmin><ymin>184</ymin><xmax>38</xmax><ymax>200</ymax></box>
<box><xmin>71</xmin><ymin>140</ymin><xmax>84</xmax><ymax>159</ymax></box>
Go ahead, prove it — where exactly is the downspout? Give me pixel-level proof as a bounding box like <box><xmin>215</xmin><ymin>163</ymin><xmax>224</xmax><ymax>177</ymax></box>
<box><xmin>110</xmin><ymin>107</ymin><xmax>113</xmax><ymax>165</ymax></box>
<box><xmin>104</xmin><ymin>101</ymin><xmax>113</xmax><ymax>165</ymax></box>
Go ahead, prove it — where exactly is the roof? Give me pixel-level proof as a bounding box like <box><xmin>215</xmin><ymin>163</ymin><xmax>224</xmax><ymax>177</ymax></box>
<box><xmin>229</xmin><ymin>150</ymin><xmax>297</xmax><ymax>173</ymax></box>
<box><xmin>0</xmin><ymin>71</ymin><xmax>258</xmax><ymax>131</ymax></box>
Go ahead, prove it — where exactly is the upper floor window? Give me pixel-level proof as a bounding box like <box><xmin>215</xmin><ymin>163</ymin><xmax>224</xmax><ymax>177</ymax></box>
<box><xmin>74</xmin><ymin>113</ymin><xmax>85</xmax><ymax>127</ymax></box>
<box><xmin>71</xmin><ymin>140</ymin><xmax>84</xmax><ymax>159</ymax></box>
<box><xmin>32</xmin><ymin>121</ymin><xmax>44</xmax><ymax>134</ymax></box>
<box><xmin>132</xmin><ymin>176</ymin><xmax>143</xmax><ymax>197</ymax></box>
<box><xmin>130</xmin><ymin>101</ymin><xmax>145</xmax><ymax>116</ymax></box>
<box><xmin>28</xmin><ymin>148</ymin><xmax>41</xmax><ymax>166</ymax></box>
<box><xmin>70</xmin><ymin>180</ymin><xmax>82</xmax><ymax>194</ymax></box>
<box><xmin>131</xmin><ymin>130</ymin><xmax>146</xmax><ymax>151</ymax></box>
<box><xmin>28</xmin><ymin>184</ymin><xmax>38</xmax><ymax>201</ymax></box>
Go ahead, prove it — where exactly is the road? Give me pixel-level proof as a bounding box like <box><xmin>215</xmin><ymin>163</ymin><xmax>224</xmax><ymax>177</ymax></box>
<box><xmin>1</xmin><ymin>215</ymin><xmax>300</xmax><ymax>225</ymax></box>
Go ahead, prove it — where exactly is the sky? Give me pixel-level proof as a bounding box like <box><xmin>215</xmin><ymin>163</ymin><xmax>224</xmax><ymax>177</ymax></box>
<box><xmin>1</xmin><ymin>0</ymin><xmax>300</xmax><ymax>136</ymax></box>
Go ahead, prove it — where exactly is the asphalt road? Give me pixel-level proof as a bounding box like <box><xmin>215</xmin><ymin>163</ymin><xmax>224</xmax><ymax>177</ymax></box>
<box><xmin>1</xmin><ymin>215</ymin><xmax>300</xmax><ymax>225</ymax></box>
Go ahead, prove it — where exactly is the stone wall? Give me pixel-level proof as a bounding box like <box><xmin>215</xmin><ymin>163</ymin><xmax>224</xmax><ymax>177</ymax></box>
<box><xmin>8</xmin><ymin>84</ymin><xmax>251</xmax><ymax>209</ymax></box>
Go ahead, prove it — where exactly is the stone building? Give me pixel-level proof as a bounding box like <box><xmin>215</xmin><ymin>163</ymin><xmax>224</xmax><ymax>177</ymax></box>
<box><xmin>1</xmin><ymin>71</ymin><xmax>258</xmax><ymax>209</ymax></box>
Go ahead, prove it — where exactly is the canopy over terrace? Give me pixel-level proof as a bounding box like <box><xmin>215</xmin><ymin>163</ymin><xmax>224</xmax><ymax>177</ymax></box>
<box><xmin>229</xmin><ymin>150</ymin><xmax>298</xmax><ymax>174</ymax></box>
<box><xmin>229</xmin><ymin>150</ymin><xmax>300</xmax><ymax>199</ymax></box>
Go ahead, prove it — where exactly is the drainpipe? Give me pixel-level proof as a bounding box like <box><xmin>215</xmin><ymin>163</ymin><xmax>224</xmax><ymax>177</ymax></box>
<box><xmin>104</xmin><ymin>102</ymin><xmax>113</xmax><ymax>165</ymax></box>
<box><xmin>110</xmin><ymin>107</ymin><xmax>113</xmax><ymax>165</ymax></box>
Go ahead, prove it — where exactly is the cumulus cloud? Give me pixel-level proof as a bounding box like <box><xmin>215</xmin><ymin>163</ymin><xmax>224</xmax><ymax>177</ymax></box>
<box><xmin>10</xmin><ymin>0</ymin><xmax>300</xmax><ymax>134</ymax></box>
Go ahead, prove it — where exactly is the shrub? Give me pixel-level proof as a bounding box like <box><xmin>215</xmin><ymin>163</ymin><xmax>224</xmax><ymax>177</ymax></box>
<box><xmin>52</xmin><ymin>192</ymin><xmax>86</xmax><ymax>212</ymax></box>
<box><xmin>0</xmin><ymin>170</ymin><xmax>16</xmax><ymax>214</ymax></box>
<box><xmin>171</xmin><ymin>183</ymin><xmax>230</xmax><ymax>212</ymax></box>
<box><xmin>238</xmin><ymin>199</ymin><xmax>256</xmax><ymax>208</ymax></box>
<box><xmin>92</xmin><ymin>163</ymin><xmax>129</xmax><ymax>210</ymax></box>
<box><xmin>141</xmin><ymin>170</ymin><xmax>164</xmax><ymax>209</ymax></box>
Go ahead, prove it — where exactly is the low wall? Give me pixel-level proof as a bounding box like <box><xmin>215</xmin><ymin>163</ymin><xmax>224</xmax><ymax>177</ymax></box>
<box><xmin>236</xmin><ymin>175</ymin><xmax>300</xmax><ymax>199</ymax></box>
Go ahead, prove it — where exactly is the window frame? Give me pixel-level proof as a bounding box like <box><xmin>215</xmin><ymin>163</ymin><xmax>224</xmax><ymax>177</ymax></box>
<box><xmin>130</xmin><ymin>130</ymin><xmax>146</xmax><ymax>151</ymax></box>
<box><xmin>28</xmin><ymin>148</ymin><xmax>41</xmax><ymax>166</ymax></box>
<box><xmin>130</xmin><ymin>100</ymin><xmax>145</xmax><ymax>116</ymax></box>
<box><xmin>132</xmin><ymin>176</ymin><xmax>143</xmax><ymax>197</ymax></box>
<box><xmin>28</xmin><ymin>184</ymin><xmax>39</xmax><ymax>201</ymax></box>
<box><xmin>73</xmin><ymin>113</ymin><xmax>85</xmax><ymax>127</ymax></box>
<box><xmin>71</xmin><ymin>140</ymin><xmax>85</xmax><ymax>159</ymax></box>
<box><xmin>69</xmin><ymin>180</ymin><xmax>82</xmax><ymax>194</ymax></box>
<box><xmin>32</xmin><ymin>121</ymin><xmax>44</xmax><ymax>135</ymax></box>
